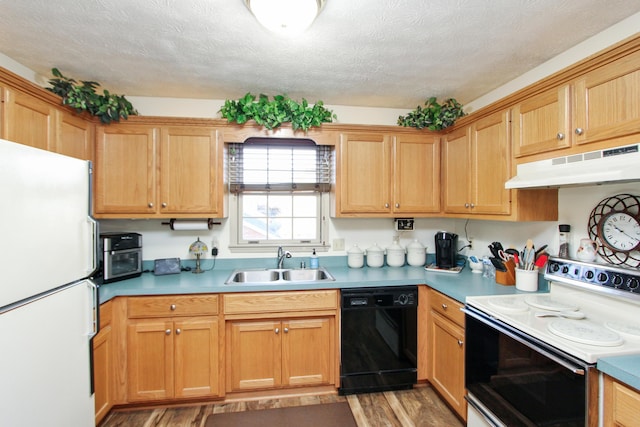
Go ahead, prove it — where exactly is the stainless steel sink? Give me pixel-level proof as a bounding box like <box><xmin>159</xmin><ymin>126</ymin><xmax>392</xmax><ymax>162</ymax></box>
<box><xmin>224</xmin><ymin>267</ymin><xmax>335</xmax><ymax>284</ymax></box>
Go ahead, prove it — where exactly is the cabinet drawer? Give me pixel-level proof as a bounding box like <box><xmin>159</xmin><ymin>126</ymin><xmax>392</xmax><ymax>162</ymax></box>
<box><xmin>429</xmin><ymin>290</ymin><xmax>464</xmax><ymax>327</ymax></box>
<box><xmin>127</xmin><ymin>294</ymin><xmax>219</xmax><ymax>318</ymax></box>
<box><xmin>224</xmin><ymin>290</ymin><xmax>338</xmax><ymax>315</ymax></box>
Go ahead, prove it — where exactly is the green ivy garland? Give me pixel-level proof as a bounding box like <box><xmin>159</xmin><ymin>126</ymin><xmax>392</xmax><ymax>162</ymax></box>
<box><xmin>397</xmin><ymin>97</ymin><xmax>465</xmax><ymax>131</ymax></box>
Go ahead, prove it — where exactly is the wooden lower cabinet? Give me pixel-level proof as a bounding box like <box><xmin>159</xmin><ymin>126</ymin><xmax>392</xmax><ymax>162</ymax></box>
<box><xmin>427</xmin><ymin>289</ymin><xmax>466</xmax><ymax>421</ymax></box>
<box><xmin>93</xmin><ymin>300</ymin><xmax>113</xmax><ymax>425</ymax></box>
<box><xmin>226</xmin><ymin>316</ymin><xmax>334</xmax><ymax>392</ymax></box>
<box><xmin>603</xmin><ymin>374</ymin><xmax>640</xmax><ymax>427</ymax></box>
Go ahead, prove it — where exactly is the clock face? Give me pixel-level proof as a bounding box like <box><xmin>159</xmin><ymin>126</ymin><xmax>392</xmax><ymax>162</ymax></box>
<box><xmin>599</xmin><ymin>211</ymin><xmax>640</xmax><ymax>252</ymax></box>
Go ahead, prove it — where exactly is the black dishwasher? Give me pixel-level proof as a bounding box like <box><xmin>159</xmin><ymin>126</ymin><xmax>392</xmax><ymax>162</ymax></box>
<box><xmin>339</xmin><ymin>286</ymin><xmax>418</xmax><ymax>395</ymax></box>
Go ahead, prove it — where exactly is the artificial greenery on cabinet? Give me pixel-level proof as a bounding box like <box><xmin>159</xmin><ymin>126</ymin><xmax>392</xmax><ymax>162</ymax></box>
<box><xmin>219</xmin><ymin>93</ymin><xmax>336</xmax><ymax>131</ymax></box>
<box><xmin>397</xmin><ymin>97</ymin><xmax>465</xmax><ymax>130</ymax></box>
<box><xmin>46</xmin><ymin>68</ymin><xmax>138</xmax><ymax>124</ymax></box>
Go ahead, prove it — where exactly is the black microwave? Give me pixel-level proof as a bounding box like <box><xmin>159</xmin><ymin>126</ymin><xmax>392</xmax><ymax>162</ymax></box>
<box><xmin>99</xmin><ymin>232</ymin><xmax>143</xmax><ymax>283</ymax></box>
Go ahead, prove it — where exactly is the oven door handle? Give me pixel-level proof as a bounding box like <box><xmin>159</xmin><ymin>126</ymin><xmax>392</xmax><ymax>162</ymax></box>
<box><xmin>462</xmin><ymin>307</ymin><xmax>586</xmax><ymax>376</ymax></box>
<box><xmin>466</xmin><ymin>393</ymin><xmax>505</xmax><ymax>427</ymax></box>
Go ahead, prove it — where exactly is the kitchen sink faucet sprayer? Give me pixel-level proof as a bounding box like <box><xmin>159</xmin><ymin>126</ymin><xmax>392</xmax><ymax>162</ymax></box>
<box><xmin>277</xmin><ymin>246</ymin><xmax>292</xmax><ymax>269</ymax></box>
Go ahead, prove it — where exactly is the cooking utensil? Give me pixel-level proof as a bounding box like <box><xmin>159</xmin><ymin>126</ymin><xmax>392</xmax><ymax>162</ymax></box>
<box><xmin>535</xmin><ymin>311</ymin><xmax>586</xmax><ymax>320</ymax></box>
<box><xmin>490</xmin><ymin>257</ymin><xmax>507</xmax><ymax>272</ymax></box>
<box><xmin>522</xmin><ymin>239</ymin><xmax>535</xmax><ymax>270</ymax></box>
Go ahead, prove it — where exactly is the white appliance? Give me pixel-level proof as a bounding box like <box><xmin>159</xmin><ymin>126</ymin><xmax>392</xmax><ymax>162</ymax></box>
<box><xmin>465</xmin><ymin>257</ymin><xmax>640</xmax><ymax>426</ymax></box>
<box><xmin>0</xmin><ymin>139</ymin><xmax>98</xmax><ymax>426</ymax></box>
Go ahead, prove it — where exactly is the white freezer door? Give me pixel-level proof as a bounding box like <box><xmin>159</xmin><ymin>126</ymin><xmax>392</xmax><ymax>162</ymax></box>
<box><xmin>0</xmin><ymin>140</ymin><xmax>95</xmax><ymax>307</ymax></box>
<box><xmin>0</xmin><ymin>281</ymin><xmax>95</xmax><ymax>427</ymax></box>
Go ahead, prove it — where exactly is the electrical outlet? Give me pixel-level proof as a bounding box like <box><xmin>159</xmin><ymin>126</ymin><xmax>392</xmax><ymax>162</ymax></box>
<box><xmin>468</xmin><ymin>237</ymin><xmax>473</xmax><ymax>250</ymax></box>
<box><xmin>333</xmin><ymin>238</ymin><xmax>345</xmax><ymax>251</ymax></box>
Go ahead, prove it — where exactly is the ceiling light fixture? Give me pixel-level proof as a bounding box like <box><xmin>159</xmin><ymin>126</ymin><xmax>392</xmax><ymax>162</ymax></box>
<box><xmin>245</xmin><ymin>0</ymin><xmax>326</xmax><ymax>35</ymax></box>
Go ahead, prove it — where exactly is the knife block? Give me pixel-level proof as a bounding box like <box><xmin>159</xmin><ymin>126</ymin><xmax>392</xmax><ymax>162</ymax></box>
<box><xmin>495</xmin><ymin>259</ymin><xmax>516</xmax><ymax>286</ymax></box>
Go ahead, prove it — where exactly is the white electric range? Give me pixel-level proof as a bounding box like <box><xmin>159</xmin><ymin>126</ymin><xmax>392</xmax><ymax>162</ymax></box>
<box><xmin>464</xmin><ymin>257</ymin><xmax>640</xmax><ymax>427</ymax></box>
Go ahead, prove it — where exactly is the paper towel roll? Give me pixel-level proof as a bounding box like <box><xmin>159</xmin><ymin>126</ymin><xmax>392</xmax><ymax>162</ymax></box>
<box><xmin>170</xmin><ymin>219</ymin><xmax>212</xmax><ymax>231</ymax></box>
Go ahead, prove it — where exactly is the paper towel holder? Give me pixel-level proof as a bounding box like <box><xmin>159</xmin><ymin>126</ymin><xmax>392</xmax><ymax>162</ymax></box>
<box><xmin>162</xmin><ymin>219</ymin><xmax>221</xmax><ymax>231</ymax></box>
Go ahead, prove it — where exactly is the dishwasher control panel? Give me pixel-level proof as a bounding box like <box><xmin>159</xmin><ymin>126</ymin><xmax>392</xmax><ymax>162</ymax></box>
<box><xmin>341</xmin><ymin>286</ymin><xmax>418</xmax><ymax>308</ymax></box>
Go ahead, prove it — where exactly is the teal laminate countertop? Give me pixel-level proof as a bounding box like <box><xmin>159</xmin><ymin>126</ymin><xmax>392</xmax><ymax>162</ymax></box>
<box><xmin>98</xmin><ymin>256</ymin><xmax>548</xmax><ymax>303</ymax></box>
<box><xmin>598</xmin><ymin>356</ymin><xmax>640</xmax><ymax>391</ymax></box>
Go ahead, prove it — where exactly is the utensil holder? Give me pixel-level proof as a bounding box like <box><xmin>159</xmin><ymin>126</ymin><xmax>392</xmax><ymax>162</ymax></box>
<box><xmin>515</xmin><ymin>267</ymin><xmax>539</xmax><ymax>291</ymax></box>
<box><xmin>495</xmin><ymin>259</ymin><xmax>516</xmax><ymax>286</ymax></box>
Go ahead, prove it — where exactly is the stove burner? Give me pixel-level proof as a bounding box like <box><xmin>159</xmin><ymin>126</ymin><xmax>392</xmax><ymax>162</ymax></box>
<box><xmin>524</xmin><ymin>295</ymin><xmax>579</xmax><ymax>312</ymax></box>
<box><xmin>605</xmin><ymin>321</ymin><xmax>640</xmax><ymax>338</ymax></box>
<box><xmin>487</xmin><ymin>297</ymin><xmax>529</xmax><ymax>313</ymax></box>
<box><xmin>548</xmin><ymin>319</ymin><xmax>624</xmax><ymax>347</ymax></box>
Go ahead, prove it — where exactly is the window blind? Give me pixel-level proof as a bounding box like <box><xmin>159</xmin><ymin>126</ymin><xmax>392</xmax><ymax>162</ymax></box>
<box><xmin>228</xmin><ymin>140</ymin><xmax>332</xmax><ymax>193</ymax></box>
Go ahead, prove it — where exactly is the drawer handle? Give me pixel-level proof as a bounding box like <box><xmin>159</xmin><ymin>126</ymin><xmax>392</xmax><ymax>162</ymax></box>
<box><xmin>442</xmin><ymin>303</ymin><xmax>448</xmax><ymax>310</ymax></box>
<box><xmin>458</xmin><ymin>340</ymin><xmax>464</xmax><ymax>347</ymax></box>
<box><xmin>176</xmin><ymin>328</ymin><xmax>181</xmax><ymax>335</ymax></box>
<box><xmin>170</xmin><ymin>304</ymin><xmax>176</xmax><ymax>311</ymax></box>
<box><xmin>165</xmin><ymin>329</ymin><xmax>171</xmax><ymax>335</ymax></box>
<box><xmin>275</xmin><ymin>328</ymin><xmax>280</xmax><ymax>334</ymax></box>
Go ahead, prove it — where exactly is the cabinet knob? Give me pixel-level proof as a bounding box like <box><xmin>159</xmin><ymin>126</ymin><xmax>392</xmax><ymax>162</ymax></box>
<box><xmin>442</xmin><ymin>303</ymin><xmax>448</xmax><ymax>310</ymax></box>
<box><xmin>395</xmin><ymin>203</ymin><xmax>400</xmax><ymax>208</ymax></box>
<box><xmin>275</xmin><ymin>328</ymin><xmax>280</xmax><ymax>334</ymax></box>
<box><xmin>176</xmin><ymin>328</ymin><xmax>181</xmax><ymax>335</ymax></box>
<box><xmin>557</xmin><ymin>132</ymin><xmax>565</xmax><ymax>140</ymax></box>
<box><xmin>165</xmin><ymin>329</ymin><xmax>171</xmax><ymax>335</ymax></box>
<box><xmin>575</xmin><ymin>128</ymin><xmax>584</xmax><ymax>135</ymax></box>
<box><xmin>465</xmin><ymin>203</ymin><xmax>470</xmax><ymax>208</ymax></box>
<box><xmin>170</xmin><ymin>304</ymin><xmax>176</xmax><ymax>311</ymax></box>
<box><xmin>148</xmin><ymin>202</ymin><xmax>154</xmax><ymax>208</ymax></box>
<box><xmin>458</xmin><ymin>340</ymin><xmax>464</xmax><ymax>347</ymax></box>
<box><xmin>284</xmin><ymin>327</ymin><xmax>289</xmax><ymax>333</ymax></box>
<box><xmin>470</xmin><ymin>203</ymin><xmax>475</xmax><ymax>209</ymax></box>
<box><xmin>384</xmin><ymin>203</ymin><xmax>390</xmax><ymax>208</ymax></box>
<box><xmin>162</xmin><ymin>202</ymin><xmax>167</xmax><ymax>208</ymax></box>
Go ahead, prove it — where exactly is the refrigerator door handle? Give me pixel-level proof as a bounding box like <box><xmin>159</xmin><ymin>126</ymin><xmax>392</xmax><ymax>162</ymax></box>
<box><xmin>87</xmin><ymin>280</ymin><xmax>99</xmax><ymax>338</ymax></box>
<box><xmin>87</xmin><ymin>216</ymin><xmax>98</xmax><ymax>276</ymax></box>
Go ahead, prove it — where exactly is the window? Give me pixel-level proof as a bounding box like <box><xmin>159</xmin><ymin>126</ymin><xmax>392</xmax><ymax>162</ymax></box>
<box><xmin>228</xmin><ymin>139</ymin><xmax>332</xmax><ymax>251</ymax></box>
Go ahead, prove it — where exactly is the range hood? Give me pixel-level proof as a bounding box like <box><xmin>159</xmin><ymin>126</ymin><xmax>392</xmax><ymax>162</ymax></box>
<box><xmin>505</xmin><ymin>144</ymin><xmax>640</xmax><ymax>189</ymax></box>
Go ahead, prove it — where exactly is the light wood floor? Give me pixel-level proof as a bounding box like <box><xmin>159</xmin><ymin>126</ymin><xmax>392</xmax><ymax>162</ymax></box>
<box><xmin>100</xmin><ymin>386</ymin><xmax>464</xmax><ymax>427</ymax></box>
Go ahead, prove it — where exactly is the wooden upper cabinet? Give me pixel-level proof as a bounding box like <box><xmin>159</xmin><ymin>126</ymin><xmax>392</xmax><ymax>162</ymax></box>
<box><xmin>512</xmin><ymin>85</ymin><xmax>571</xmax><ymax>157</ymax></box>
<box><xmin>443</xmin><ymin>110</ymin><xmax>511</xmax><ymax>216</ymax></box>
<box><xmin>573</xmin><ymin>49</ymin><xmax>640</xmax><ymax>147</ymax></box>
<box><xmin>2</xmin><ymin>87</ymin><xmax>56</xmax><ymax>151</ymax></box>
<box><xmin>160</xmin><ymin>126</ymin><xmax>223</xmax><ymax>215</ymax></box>
<box><xmin>335</xmin><ymin>131</ymin><xmax>440</xmax><ymax>217</ymax></box>
<box><xmin>393</xmin><ymin>134</ymin><xmax>440</xmax><ymax>214</ymax></box>
<box><xmin>337</xmin><ymin>132</ymin><xmax>392</xmax><ymax>215</ymax></box>
<box><xmin>94</xmin><ymin>124</ymin><xmax>157</xmax><ymax>215</ymax></box>
<box><xmin>56</xmin><ymin>110</ymin><xmax>94</xmax><ymax>161</ymax></box>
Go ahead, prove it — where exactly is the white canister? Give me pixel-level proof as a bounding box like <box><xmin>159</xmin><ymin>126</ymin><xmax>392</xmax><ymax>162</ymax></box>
<box><xmin>347</xmin><ymin>244</ymin><xmax>364</xmax><ymax>268</ymax></box>
<box><xmin>406</xmin><ymin>239</ymin><xmax>426</xmax><ymax>266</ymax></box>
<box><xmin>386</xmin><ymin>240</ymin><xmax>406</xmax><ymax>267</ymax></box>
<box><xmin>366</xmin><ymin>243</ymin><xmax>384</xmax><ymax>268</ymax></box>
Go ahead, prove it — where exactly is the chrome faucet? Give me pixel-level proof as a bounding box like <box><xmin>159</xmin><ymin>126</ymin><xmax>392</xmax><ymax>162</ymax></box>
<box><xmin>277</xmin><ymin>246</ymin><xmax>292</xmax><ymax>269</ymax></box>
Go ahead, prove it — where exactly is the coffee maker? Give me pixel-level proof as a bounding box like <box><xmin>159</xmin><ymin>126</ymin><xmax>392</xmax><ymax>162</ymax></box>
<box><xmin>435</xmin><ymin>231</ymin><xmax>458</xmax><ymax>269</ymax></box>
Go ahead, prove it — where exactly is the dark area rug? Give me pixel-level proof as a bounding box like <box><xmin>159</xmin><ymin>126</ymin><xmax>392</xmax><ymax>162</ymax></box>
<box><xmin>204</xmin><ymin>402</ymin><xmax>357</xmax><ymax>427</ymax></box>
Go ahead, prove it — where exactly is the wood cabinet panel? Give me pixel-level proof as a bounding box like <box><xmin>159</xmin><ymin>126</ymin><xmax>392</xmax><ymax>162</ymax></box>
<box><xmin>442</xmin><ymin>127</ymin><xmax>471</xmax><ymax>214</ymax></box>
<box><xmin>128</xmin><ymin>294</ymin><xmax>219</xmax><ymax>318</ymax></box>
<box><xmin>2</xmin><ymin>88</ymin><xmax>55</xmax><ymax>151</ymax></box>
<box><xmin>393</xmin><ymin>134</ymin><xmax>440</xmax><ymax>214</ymax></box>
<box><xmin>282</xmin><ymin>317</ymin><xmax>334</xmax><ymax>386</ymax></box>
<box><xmin>223</xmin><ymin>290</ymin><xmax>337</xmax><ymax>315</ymax></box>
<box><xmin>93</xmin><ymin>324</ymin><xmax>112</xmax><ymax>425</ymax></box>
<box><xmin>429</xmin><ymin>290</ymin><xmax>464</xmax><ymax>327</ymax></box>
<box><xmin>56</xmin><ymin>110</ymin><xmax>94</xmax><ymax>161</ymax></box>
<box><xmin>174</xmin><ymin>317</ymin><xmax>220</xmax><ymax>398</ymax></box>
<box><xmin>604</xmin><ymin>374</ymin><xmax>640</xmax><ymax>427</ymax></box>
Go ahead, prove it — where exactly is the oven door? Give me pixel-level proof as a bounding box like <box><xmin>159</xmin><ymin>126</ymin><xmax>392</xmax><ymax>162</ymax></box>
<box><xmin>463</xmin><ymin>306</ymin><xmax>593</xmax><ymax>427</ymax></box>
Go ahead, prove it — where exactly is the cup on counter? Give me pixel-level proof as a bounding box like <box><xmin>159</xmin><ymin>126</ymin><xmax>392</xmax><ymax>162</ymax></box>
<box><xmin>515</xmin><ymin>267</ymin><xmax>539</xmax><ymax>292</ymax></box>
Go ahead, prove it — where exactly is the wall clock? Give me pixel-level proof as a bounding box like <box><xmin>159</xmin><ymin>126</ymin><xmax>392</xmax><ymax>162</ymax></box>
<box><xmin>587</xmin><ymin>193</ymin><xmax>640</xmax><ymax>268</ymax></box>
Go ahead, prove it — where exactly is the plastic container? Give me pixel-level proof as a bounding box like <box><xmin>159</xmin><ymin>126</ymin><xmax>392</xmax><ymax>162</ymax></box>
<box><xmin>406</xmin><ymin>239</ymin><xmax>426</xmax><ymax>266</ymax></box>
<box><xmin>347</xmin><ymin>244</ymin><xmax>364</xmax><ymax>268</ymax></box>
<box><xmin>386</xmin><ymin>237</ymin><xmax>405</xmax><ymax>267</ymax></box>
<box><xmin>366</xmin><ymin>243</ymin><xmax>384</xmax><ymax>268</ymax></box>
<box><xmin>515</xmin><ymin>268</ymin><xmax>539</xmax><ymax>292</ymax></box>
<box><xmin>559</xmin><ymin>224</ymin><xmax>571</xmax><ymax>258</ymax></box>
<box><xmin>309</xmin><ymin>248</ymin><xmax>319</xmax><ymax>269</ymax></box>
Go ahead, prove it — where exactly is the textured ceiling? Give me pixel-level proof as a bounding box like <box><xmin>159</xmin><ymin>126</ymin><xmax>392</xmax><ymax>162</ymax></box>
<box><xmin>1</xmin><ymin>0</ymin><xmax>640</xmax><ymax>109</ymax></box>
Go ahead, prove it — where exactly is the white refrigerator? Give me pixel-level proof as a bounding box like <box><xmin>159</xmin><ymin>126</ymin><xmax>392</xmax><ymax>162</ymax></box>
<box><xmin>0</xmin><ymin>139</ymin><xmax>97</xmax><ymax>426</ymax></box>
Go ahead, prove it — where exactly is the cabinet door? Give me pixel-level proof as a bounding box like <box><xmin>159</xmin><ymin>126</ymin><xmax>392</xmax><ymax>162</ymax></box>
<box><xmin>95</xmin><ymin>124</ymin><xmax>157</xmax><ymax>215</ymax></box>
<box><xmin>282</xmin><ymin>317</ymin><xmax>333</xmax><ymax>387</ymax></box>
<box><xmin>429</xmin><ymin>310</ymin><xmax>466</xmax><ymax>420</ymax></box>
<box><xmin>393</xmin><ymin>134</ymin><xmax>440</xmax><ymax>214</ymax></box>
<box><xmin>442</xmin><ymin>127</ymin><xmax>471</xmax><ymax>213</ymax></box>
<box><xmin>56</xmin><ymin>110</ymin><xmax>94</xmax><ymax>161</ymax></box>
<box><xmin>127</xmin><ymin>319</ymin><xmax>174</xmax><ymax>401</ymax></box>
<box><xmin>93</xmin><ymin>324</ymin><xmax>112</xmax><ymax>425</ymax></box>
<box><xmin>226</xmin><ymin>320</ymin><xmax>281</xmax><ymax>392</ymax></box>
<box><xmin>174</xmin><ymin>317</ymin><xmax>220</xmax><ymax>398</ymax></box>
<box><xmin>338</xmin><ymin>133</ymin><xmax>392</xmax><ymax>214</ymax></box>
<box><xmin>512</xmin><ymin>85</ymin><xmax>571</xmax><ymax>157</ymax></box>
<box><xmin>574</xmin><ymin>49</ymin><xmax>640</xmax><ymax>147</ymax></box>
<box><xmin>471</xmin><ymin>110</ymin><xmax>511</xmax><ymax>215</ymax></box>
<box><xmin>2</xmin><ymin>88</ymin><xmax>56</xmax><ymax>151</ymax></box>
<box><xmin>160</xmin><ymin>127</ymin><xmax>222</xmax><ymax>215</ymax></box>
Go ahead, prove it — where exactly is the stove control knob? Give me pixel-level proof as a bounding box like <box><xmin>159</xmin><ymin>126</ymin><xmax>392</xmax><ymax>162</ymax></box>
<box><xmin>584</xmin><ymin>270</ymin><xmax>595</xmax><ymax>280</ymax></box>
<box><xmin>561</xmin><ymin>265</ymin><xmax>570</xmax><ymax>274</ymax></box>
<box><xmin>550</xmin><ymin>263</ymin><xmax>560</xmax><ymax>273</ymax></box>
<box><xmin>628</xmin><ymin>278</ymin><xmax>639</xmax><ymax>291</ymax></box>
<box><xmin>612</xmin><ymin>275</ymin><xmax>624</xmax><ymax>288</ymax></box>
<box><xmin>397</xmin><ymin>294</ymin><xmax>409</xmax><ymax>305</ymax></box>
<box><xmin>597</xmin><ymin>272</ymin><xmax>609</xmax><ymax>283</ymax></box>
